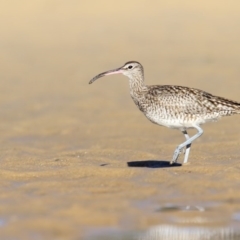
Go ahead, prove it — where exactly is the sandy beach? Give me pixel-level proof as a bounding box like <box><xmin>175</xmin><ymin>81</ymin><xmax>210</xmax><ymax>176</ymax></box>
<box><xmin>0</xmin><ymin>1</ymin><xmax>240</xmax><ymax>239</ymax></box>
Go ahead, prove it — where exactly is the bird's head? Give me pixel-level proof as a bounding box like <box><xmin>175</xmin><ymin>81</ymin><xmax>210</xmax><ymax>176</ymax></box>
<box><xmin>89</xmin><ymin>61</ymin><xmax>143</xmax><ymax>84</ymax></box>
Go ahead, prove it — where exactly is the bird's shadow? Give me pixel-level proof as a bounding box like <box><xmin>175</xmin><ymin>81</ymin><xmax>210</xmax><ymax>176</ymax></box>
<box><xmin>127</xmin><ymin>160</ymin><xmax>181</xmax><ymax>168</ymax></box>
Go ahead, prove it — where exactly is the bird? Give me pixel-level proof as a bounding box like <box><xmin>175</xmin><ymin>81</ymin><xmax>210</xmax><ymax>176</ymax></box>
<box><xmin>89</xmin><ymin>61</ymin><xmax>240</xmax><ymax>164</ymax></box>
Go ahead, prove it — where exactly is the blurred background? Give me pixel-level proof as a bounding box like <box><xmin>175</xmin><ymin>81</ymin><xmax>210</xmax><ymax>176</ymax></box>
<box><xmin>1</xmin><ymin>0</ymin><xmax>240</xmax><ymax>239</ymax></box>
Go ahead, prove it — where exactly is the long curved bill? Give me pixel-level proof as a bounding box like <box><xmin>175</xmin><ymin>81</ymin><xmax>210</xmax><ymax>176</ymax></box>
<box><xmin>89</xmin><ymin>67</ymin><xmax>123</xmax><ymax>84</ymax></box>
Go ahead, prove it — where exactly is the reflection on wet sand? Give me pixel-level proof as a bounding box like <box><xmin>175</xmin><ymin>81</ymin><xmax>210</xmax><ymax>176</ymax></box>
<box><xmin>85</xmin><ymin>202</ymin><xmax>240</xmax><ymax>240</ymax></box>
<box><xmin>137</xmin><ymin>225</ymin><xmax>240</xmax><ymax>240</ymax></box>
<box><xmin>85</xmin><ymin>225</ymin><xmax>240</xmax><ymax>240</ymax></box>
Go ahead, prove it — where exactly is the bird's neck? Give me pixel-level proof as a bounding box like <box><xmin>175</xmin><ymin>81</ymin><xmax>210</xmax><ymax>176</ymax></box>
<box><xmin>128</xmin><ymin>73</ymin><xmax>146</xmax><ymax>96</ymax></box>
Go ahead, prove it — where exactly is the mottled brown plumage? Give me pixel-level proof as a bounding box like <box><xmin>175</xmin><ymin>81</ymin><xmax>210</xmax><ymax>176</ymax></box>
<box><xmin>89</xmin><ymin>61</ymin><xmax>240</xmax><ymax>164</ymax></box>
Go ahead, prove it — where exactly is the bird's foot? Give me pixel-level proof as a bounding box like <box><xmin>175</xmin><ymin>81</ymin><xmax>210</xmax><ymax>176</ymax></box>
<box><xmin>170</xmin><ymin>147</ymin><xmax>182</xmax><ymax>165</ymax></box>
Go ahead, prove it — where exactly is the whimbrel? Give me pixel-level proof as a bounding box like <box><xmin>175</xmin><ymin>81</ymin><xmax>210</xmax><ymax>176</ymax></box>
<box><xmin>89</xmin><ymin>61</ymin><xmax>240</xmax><ymax>164</ymax></box>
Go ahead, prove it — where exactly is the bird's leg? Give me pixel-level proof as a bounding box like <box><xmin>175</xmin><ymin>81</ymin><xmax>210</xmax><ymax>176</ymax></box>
<box><xmin>182</xmin><ymin>130</ymin><xmax>191</xmax><ymax>164</ymax></box>
<box><xmin>170</xmin><ymin>126</ymin><xmax>203</xmax><ymax>164</ymax></box>
<box><xmin>179</xmin><ymin>130</ymin><xmax>189</xmax><ymax>154</ymax></box>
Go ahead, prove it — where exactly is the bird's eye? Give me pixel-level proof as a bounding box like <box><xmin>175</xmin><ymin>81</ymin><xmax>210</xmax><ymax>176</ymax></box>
<box><xmin>128</xmin><ymin>65</ymin><xmax>133</xmax><ymax>69</ymax></box>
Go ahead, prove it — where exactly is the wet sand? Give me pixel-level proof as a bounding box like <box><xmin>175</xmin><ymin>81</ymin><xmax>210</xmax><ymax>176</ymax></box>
<box><xmin>0</xmin><ymin>1</ymin><xmax>240</xmax><ymax>239</ymax></box>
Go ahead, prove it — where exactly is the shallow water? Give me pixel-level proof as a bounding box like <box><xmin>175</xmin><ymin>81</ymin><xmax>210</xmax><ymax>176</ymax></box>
<box><xmin>1</xmin><ymin>0</ymin><xmax>240</xmax><ymax>239</ymax></box>
<box><xmin>85</xmin><ymin>225</ymin><xmax>240</xmax><ymax>240</ymax></box>
<box><xmin>85</xmin><ymin>201</ymin><xmax>240</xmax><ymax>239</ymax></box>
